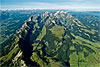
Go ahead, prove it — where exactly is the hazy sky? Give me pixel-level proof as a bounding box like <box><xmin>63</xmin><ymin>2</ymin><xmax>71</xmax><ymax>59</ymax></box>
<box><xmin>1</xmin><ymin>0</ymin><xmax>100</xmax><ymax>11</ymax></box>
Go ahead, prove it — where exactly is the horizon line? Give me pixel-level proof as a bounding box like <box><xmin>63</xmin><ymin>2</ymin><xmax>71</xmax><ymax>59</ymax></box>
<box><xmin>0</xmin><ymin>8</ymin><xmax>100</xmax><ymax>11</ymax></box>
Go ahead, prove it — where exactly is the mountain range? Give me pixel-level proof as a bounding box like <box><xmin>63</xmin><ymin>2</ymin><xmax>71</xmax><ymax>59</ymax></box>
<box><xmin>0</xmin><ymin>11</ymin><xmax>100</xmax><ymax>67</ymax></box>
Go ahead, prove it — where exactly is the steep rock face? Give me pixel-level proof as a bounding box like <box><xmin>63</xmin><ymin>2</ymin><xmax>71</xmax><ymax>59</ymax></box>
<box><xmin>0</xmin><ymin>11</ymin><xmax>100</xmax><ymax>67</ymax></box>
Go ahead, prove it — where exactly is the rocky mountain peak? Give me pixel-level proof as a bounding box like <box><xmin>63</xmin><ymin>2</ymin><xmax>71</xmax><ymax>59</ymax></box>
<box><xmin>54</xmin><ymin>11</ymin><xmax>67</xmax><ymax>15</ymax></box>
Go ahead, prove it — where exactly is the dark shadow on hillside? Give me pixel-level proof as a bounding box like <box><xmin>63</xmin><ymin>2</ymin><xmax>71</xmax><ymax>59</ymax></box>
<box><xmin>18</xmin><ymin>21</ymin><xmax>40</xmax><ymax>66</ymax></box>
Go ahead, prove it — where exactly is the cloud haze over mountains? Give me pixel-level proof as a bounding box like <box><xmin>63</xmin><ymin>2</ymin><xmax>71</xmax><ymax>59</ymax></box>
<box><xmin>1</xmin><ymin>0</ymin><xmax>100</xmax><ymax>11</ymax></box>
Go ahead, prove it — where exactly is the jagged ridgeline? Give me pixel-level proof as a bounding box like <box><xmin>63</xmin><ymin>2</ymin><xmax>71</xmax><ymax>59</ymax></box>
<box><xmin>0</xmin><ymin>11</ymin><xmax>100</xmax><ymax>67</ymax></box>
